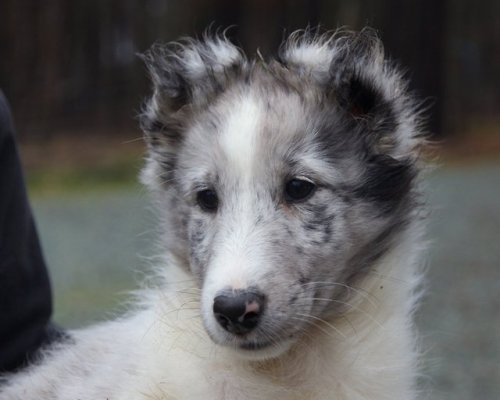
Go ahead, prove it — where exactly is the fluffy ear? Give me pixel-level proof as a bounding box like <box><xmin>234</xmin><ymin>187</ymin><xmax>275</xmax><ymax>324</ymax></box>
<box><xmin>139</xmin><ymin>36</ymin><xmax>244</xmax><ymax>142</ymax></box>
<box><xmin>327</xmin><ymin>29</ymin><xmax>392</xmax><ymax>119</ymax></box>
<box><xmin>280</xmin><ymin>29</ymin><xmax>424</xmax><ymax>158</ymax></box>
<box><xmin>139</xmin><ymin>36</ymin><xmax>244</xmax><ymax>189</ymax></box>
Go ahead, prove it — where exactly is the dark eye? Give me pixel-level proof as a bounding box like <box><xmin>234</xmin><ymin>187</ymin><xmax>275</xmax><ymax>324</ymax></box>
<box><xmin>284</xmin><ymin>179</ymin><xmax>316</xmax><ymax>202</ymax></box>
<box><xmin>196</xmin><ymin>189</ymin><xmax>219</xmax><ymax>212</ymax></box>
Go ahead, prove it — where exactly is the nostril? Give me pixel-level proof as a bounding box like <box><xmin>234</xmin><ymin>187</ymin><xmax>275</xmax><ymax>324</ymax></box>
<box><xmin>213</xmin><ymin>290</ymin><xmax>265</xmax><ymax>335</ymax></box>
<box><xmin>239</xmin><ymin>311</ymin><xmax>259</xmax><ymax>331</ymax></box>
<box><xmin>215</xmin><ymin>313</ymin><xmax>231</xmax><ymax>330</ymax></box>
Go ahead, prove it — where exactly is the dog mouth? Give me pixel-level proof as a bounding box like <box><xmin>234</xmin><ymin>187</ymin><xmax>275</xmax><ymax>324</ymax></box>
<box><xmin>207</xmin><ymin>329</ymin><xmax>281</xmax><ymax>352</ymax></box>
<box><xmin>204</xmin><ymin>322</ymin><xmax>296</xmax><ymax>359</ymax></box>
<box><xmin>230</xmin><ymin>336</ymin><xmax>295</xmax><ymax>360</ymax></box>
<box><xmin>238</xmin><ymin>340</ymin><xmax>274</xmax><ymax>351</ymax></box>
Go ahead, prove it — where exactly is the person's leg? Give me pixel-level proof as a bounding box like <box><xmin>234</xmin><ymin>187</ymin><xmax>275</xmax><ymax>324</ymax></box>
<box><xmin>0</xmin><ymin>90</ymin><xmax>61</xmax><ymax>372</ymax></box>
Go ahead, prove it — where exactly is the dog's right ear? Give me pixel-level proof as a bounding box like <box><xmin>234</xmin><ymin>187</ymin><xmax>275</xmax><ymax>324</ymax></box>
<box><xmin>139</xmin><ymin>36</ymin><xmax>244</xmax><ymax>190</ymax></box>
<box><xmin>139</xmin><ymin>37</ymin><xmax>244</xmax><ymax>146</ymax></box>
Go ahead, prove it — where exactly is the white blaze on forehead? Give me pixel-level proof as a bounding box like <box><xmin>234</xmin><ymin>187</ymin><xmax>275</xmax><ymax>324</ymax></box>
<box><xmin>219</xmin><ymin>95</ymin><xmax>262</xmax><ymax>177</ymax></box>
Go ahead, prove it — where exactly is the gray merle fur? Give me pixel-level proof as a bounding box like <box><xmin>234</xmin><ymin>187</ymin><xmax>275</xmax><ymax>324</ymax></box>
<box><xmin>139</xmin><ymin>28</ymin><xmax>426</xmax><ymax>349</ymax></box>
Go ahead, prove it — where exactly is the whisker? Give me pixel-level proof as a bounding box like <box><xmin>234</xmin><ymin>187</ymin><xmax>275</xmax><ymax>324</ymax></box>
<box><xmin>291</xmin><ymin>316</ymin><xmax>344</xmax><ymax>343</ymax></box>
<box><xmin>294</xmin><ymin>313</ymin><xmax>346</xmax><ymax>339</ymax></box>
<box><xmin>300</xmin><ymin>281</ymin><xmax>380</xmax><ymax>308</ymax></box>
<box><xmin>121</xmin><ymin>136</ymin><xmax>144</xmax><ymax>144</ymax></box>
<box><xmin>296</xmin><ymin>298</ymin><xmax>384</xmax><ymax>329</ymax></box>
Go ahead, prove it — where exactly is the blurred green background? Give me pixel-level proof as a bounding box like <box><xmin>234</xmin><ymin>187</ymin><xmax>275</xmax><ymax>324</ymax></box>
<box><xmin>1</xmin><ymin>1</ymin><xmax>499</xmax><ymax>399</ymax></box>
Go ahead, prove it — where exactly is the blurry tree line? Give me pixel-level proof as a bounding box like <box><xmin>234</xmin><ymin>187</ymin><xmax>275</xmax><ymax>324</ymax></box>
<box><xmin>0</xmin><ymin>0</ymin><xmax>498</xmax><ymax>140</ymax></box>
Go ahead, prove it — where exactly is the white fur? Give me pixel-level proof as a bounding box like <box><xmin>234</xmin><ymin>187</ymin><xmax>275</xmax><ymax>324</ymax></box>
<box><xmin>0</xmin><ymin>225</ymin><xmax>423</xmax><ymax>400</ymax></box>
<box><xmin>182</xmin><ymin>37</ymin><xmax>242</xmax><ymax>80</ymax></box>
<box><xmin>219</xmin><ymin>95</ymin><xmax>261</xmax><ymax>179</ymax></box>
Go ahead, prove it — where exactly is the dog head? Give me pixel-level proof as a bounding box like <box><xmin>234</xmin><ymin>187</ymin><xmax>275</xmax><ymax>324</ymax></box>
<box><xmin>140</xmin><ymin>29</ymin><xmax>425</xmax><ymax>359</ymax></box>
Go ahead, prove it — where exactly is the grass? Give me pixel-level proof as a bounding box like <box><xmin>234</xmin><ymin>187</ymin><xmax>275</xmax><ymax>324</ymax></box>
<box><xmin>26</xmin><ymin>156</ymin><xmax>142</xmax><ymax>197</ymax></box>
<box><xmin>54</xmin><ymin>284</ymin><xmax>134</xmax><ymax>328</ymax></box>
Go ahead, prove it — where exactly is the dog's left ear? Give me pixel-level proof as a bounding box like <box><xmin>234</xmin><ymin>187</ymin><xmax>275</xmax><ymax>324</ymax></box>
<box><xmin>281</xmin><ymin>29</ymin><xmax>424</xmax><ymax>158</ymax></box>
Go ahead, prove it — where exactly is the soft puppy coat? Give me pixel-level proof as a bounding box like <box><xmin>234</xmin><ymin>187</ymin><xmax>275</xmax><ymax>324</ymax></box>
<box><xmin>1</xmin><ymin>29</ymin><xmax>427</xmax><ymax>400</ymax></box>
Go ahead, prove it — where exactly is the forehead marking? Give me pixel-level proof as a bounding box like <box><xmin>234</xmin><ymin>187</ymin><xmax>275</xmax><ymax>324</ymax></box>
<box><xmin>219</xmin><ymin>95</ymin><xmax>262</xmax><ymax>179</ymax></box>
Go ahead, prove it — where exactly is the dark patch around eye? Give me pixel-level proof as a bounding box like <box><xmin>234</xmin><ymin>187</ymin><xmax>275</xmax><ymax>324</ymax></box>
<box><xmin>354</xmin><ymin>155</ymin><xmax>415</xmax><ymax>212</ymax></box>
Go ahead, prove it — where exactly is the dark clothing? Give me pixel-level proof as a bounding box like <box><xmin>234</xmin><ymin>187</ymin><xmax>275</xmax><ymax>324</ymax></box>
<box><xmin>0</xmin><ymin>91</ymin><xmax>58</xmax><ymax>372</ymax></box>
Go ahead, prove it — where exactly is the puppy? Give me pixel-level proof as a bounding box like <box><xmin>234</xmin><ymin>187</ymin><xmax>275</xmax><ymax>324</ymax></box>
<box><xmin>1</xmin><ymin>29</ymin><xmax>426</xmax><ymax>400</ymax></box>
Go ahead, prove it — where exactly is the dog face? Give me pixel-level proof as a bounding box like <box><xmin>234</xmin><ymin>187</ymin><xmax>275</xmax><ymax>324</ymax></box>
<box><xmin>140</xmin><ymin>30</ymin><xmax>423</xmax><ymax>358</ymax></box>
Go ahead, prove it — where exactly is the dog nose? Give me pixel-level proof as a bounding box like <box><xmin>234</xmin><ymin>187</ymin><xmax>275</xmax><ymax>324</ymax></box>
<box><xmin>213</xmin><ymin>290</ymin><xmax>265</xmax><ymax>335</ymax></box>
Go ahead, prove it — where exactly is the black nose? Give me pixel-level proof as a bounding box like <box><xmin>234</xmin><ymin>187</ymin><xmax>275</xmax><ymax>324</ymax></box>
<box><xmin>213</xmin><ymin>290</ymin><xmax>265</xmax><ymax>335</ymax></box>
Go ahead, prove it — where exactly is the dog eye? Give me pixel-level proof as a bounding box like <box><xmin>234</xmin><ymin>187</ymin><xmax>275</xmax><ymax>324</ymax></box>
<box><xmin>284</xmin><ymin>179</ymin><xmax>316</xmax><ymax>202</ymax></box>
<box><xmin>196</xmin><ymin>189</ymin><xmax>219</xmax><ymax>212</ymax></box>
